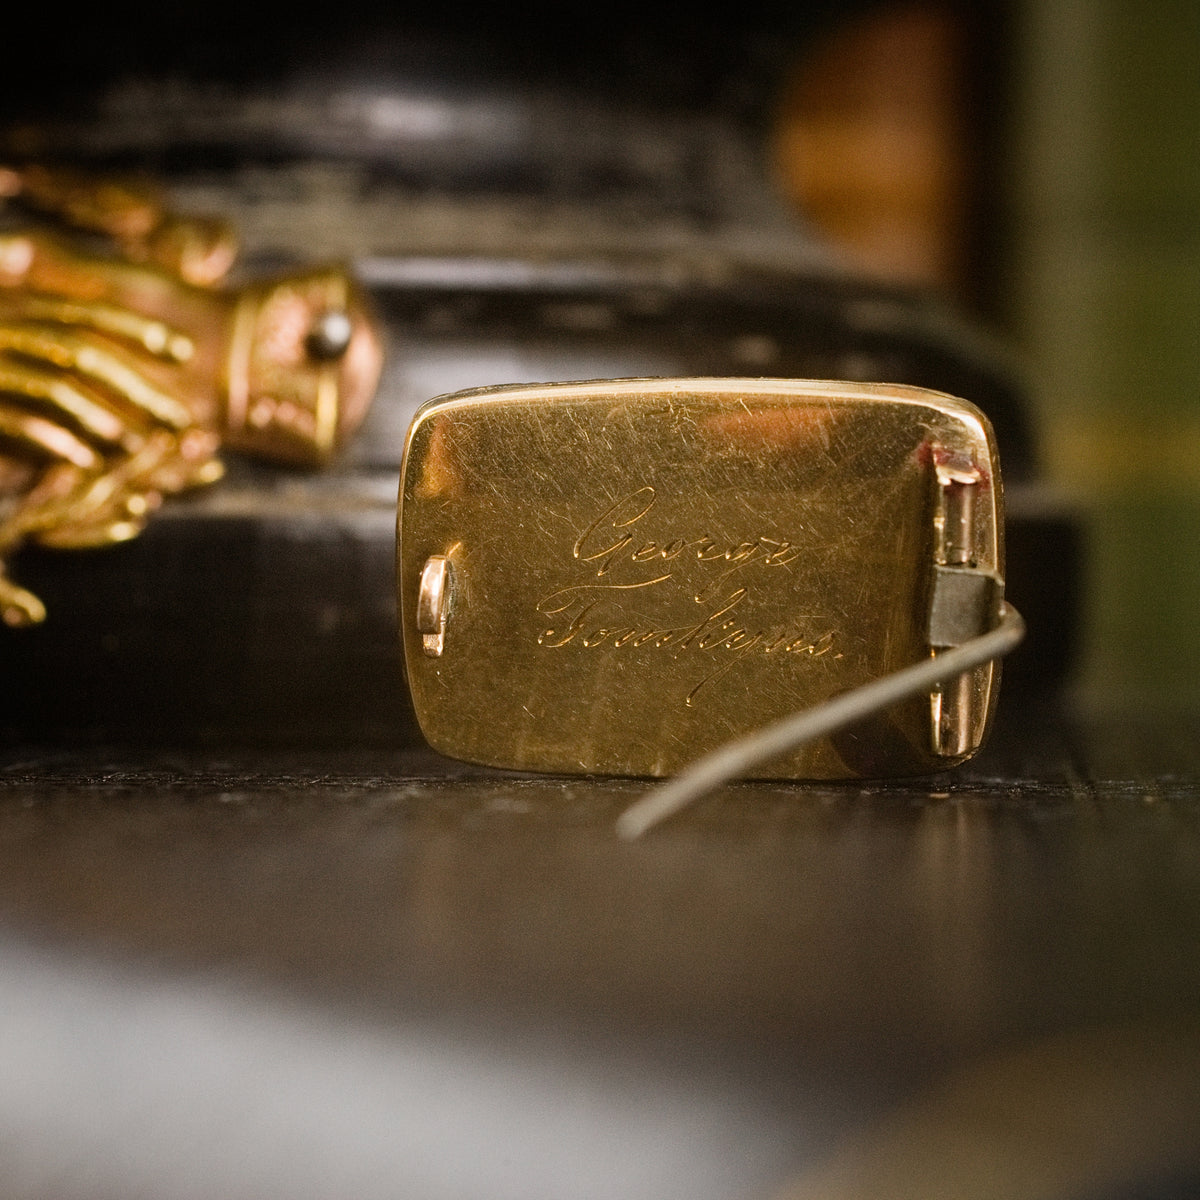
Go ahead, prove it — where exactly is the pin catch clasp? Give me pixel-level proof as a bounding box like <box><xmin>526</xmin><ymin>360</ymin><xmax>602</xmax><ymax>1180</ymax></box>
<box><xmin>417</xmin><ymin>555</ymin><xmax>451</xmax><ymax>657</ymax></box>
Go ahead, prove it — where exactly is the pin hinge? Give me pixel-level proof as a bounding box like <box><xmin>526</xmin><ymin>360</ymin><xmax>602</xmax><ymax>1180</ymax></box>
<box><xmin>927</xmin><ymin>565</ymin><xmax>1003</xmax><ymax>648</ymax></box>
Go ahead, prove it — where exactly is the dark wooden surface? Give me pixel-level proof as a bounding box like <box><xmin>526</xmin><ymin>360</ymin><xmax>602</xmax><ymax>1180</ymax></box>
<box><xmin>0</xmin><ymin>699</ymin><xmax>1197</xmax><ymax>1200</ymax></box>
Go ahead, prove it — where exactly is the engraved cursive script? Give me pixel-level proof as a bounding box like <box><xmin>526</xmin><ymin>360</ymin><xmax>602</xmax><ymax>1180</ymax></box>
<box><xmin>538</xmin><ymin>585</ymin><xmax>834</xmax><ymax>705</ymax></box>
<box><xmin>537</xmin><ymin>488</ymin><xmax>837</xmax><ymax>705</ymax></box>
<box><xmin>572</xmin><ymin>486</ymin><xmax>802</xmax><ymax>603</ymax></box>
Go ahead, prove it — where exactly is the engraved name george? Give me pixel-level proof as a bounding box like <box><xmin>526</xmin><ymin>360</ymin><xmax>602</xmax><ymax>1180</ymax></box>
<box><xmin>570</xmin><ymin>486</ymin><xmax>801</xmax><ymax>601</ymax></box>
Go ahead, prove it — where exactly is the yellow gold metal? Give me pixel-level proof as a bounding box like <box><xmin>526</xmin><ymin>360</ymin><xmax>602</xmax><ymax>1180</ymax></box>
<box><xmin>398</xmin><ymin>378</ymin><xmax>1005</xmax><ymax>779</ymax></box>
<box><xmin>417</xmin><ymin>555</ymin><xmax>452</xmax><ymax>657</ymax></box>
<box><xmin>2</xmin><ymin>164</ymin><xmax>237</xmax><ymax>285</ymax></box>
<box><xmin>0</xmin><ymin>166</ymin><xmax>383</xmax><ymax>626</ymax></box>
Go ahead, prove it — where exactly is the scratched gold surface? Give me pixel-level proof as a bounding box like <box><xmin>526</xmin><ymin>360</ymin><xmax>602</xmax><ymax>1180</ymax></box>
<box><xmin>398</xmin><ymin>379</ymin><xmax>1001</xmax><ymax>778</ymax></box>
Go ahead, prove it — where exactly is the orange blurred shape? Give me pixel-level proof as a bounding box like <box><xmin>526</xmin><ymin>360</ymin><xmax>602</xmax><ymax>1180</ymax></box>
<box><xmin>773</xmin><ymin>3</ymin><xmax>967</xmax><ymax>291</ymax></box>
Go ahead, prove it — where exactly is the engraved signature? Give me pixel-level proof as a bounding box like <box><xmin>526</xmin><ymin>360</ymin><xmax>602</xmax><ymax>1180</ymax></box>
<box><xmin>572</xmin><ymin>486</ymin><xmax>801</xmax><ymax>602</ymax></box>
<box><xmin>537</xmin><ymin>585</ymin><xmax>835</xmax><ymax>706</ymax></box>
<box><xmin>536</xmin><ymin>487</ymin><xmax>836</xmax><ymax>706</ymax></box>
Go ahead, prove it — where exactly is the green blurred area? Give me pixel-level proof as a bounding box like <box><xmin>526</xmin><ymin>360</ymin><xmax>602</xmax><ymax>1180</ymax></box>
<box><xmin>1011</xmin><ymin>0</ymin><xmax>1200</xmax><ymax>708</ymax></box>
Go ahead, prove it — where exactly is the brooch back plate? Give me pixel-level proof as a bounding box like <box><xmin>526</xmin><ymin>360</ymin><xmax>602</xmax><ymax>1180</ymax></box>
<box><xmin>398</xmin><ymin>378</ymin><xmax>1003</xmax><ymax>778</ymax></box>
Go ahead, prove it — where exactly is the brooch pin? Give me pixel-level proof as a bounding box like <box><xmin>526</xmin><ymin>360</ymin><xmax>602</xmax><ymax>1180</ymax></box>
<box><xmin>397</xmin><ymin>378</ymin><xmax>1023</xmax><ymax>826</ymax></box>
<box><xmin>0</xmin><ymin>165</ymin><xmax>382</xmax><ymax>625</ymax></box>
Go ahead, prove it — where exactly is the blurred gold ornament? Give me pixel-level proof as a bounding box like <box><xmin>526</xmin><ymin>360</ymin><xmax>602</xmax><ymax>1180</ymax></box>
<box><xmin>0</xmin><ymin>164</ymin><xmax>382</xmax><ymax>625</ymax></box>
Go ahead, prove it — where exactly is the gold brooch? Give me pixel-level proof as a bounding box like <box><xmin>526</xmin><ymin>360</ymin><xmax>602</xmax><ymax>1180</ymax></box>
<box><xmin>0</xmin><ymin>165</ymin><xmax>382</xmax><ymax>626</ymax></box>
<box><xmin>397</xmin><ymin>378</ymin><xmax>1023</xmax><ymax>814</ymax></box>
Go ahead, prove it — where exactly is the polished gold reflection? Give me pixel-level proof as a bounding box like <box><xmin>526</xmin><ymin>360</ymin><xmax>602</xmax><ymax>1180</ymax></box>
<box><xmin>399</xmin><ymin>379</ymin><xmax>1002</xmax><ymax>778</ymax></box>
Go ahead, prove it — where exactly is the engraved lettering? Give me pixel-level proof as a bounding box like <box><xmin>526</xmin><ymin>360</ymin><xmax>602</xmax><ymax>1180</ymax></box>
<box><xmin>572</xmin><ymin>487</ymin><xmax>656</xmax><ymax>575</ymax></box>
<box><xmin>570</xmin><ymin>487</ymin><xmax>802</xmax><ymax>583</ymax></box>
<box><xmin>537</xmin><ymin>601</ymin><xmax>595</xmax><ymax>648</ymax></box>
<box><xmin>762</xmin><ymin>538</ymin><xmax>799</xmax><ymax>566</ymax></box>
<box><xmin>537</xmin><ymin>588</ymin><xmax>836</xmax><ymax>705</ymax></box>
<box><xmin>539</xmin><ymin>490</ymin><xmax>833</xmax><ymax>705</ymax></box>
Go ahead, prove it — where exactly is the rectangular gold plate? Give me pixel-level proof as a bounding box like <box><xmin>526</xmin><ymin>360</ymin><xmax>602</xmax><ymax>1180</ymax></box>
<box><xmin>398</xmin><ymin>379</ymin><xmax>1003</xmax><ymax>778</ymax></box>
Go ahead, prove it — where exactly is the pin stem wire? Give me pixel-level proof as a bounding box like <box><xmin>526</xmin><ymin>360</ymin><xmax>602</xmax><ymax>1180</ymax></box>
<box><xmin>615</xmin><ymin>604</ymin><xmax>1026</xmax><ymax>840</ymax></box>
